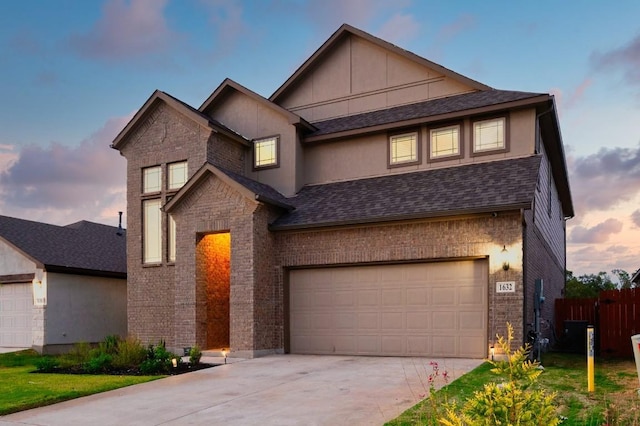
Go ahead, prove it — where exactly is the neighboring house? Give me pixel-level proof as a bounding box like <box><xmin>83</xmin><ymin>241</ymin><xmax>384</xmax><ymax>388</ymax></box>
<box><xmin>111</xmin><ymin>24</ymin><xmax>573</xmax><ymax>358</ymax></box>
<box><xmin>0</xmin><ymin>215</ymin><xmax>127</xmax><ymax>353</ymax></box>
<box><xmin>632</xmin><ymin>269</ymin><xmax>640</xmax><ymax>287</ymax></box>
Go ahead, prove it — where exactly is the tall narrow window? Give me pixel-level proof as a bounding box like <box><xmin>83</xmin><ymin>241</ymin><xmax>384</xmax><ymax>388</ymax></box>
<box><xmin>143</xmin><ymin>199</ymin><xmax>162</xmax><ymax>264</ymax></box>
<box><xmin>389</xmin><ymin>132</ymin><xmax>419</xmax><ymax>166</ymax></box>
<box><xmin>430</xmin><ymin>125</ymin><xmax>461</xmax><ymax>160</ymax></box>
<box><xmin>473</xmin><ymin>117</ymin><xmax>506</xmax><ymax>153</ymax></box>
<box><xmin>168</xmin><ymin>161</ymin><xmax>188</xmax><ymax>190</ymax></box>
<box><xmin>143</xmin><ymin>166</ymin><xmax>161</xmax><ymax>193</ymax></box>
<box><xmin>254</xmin><ymin>136</ymin><xmax>278</xmax><ymax>168</ymax></box>
<box><xmin>168</xmin><ymin>214</ymin><xmax>176</xmax><ymax>263</ymax></box>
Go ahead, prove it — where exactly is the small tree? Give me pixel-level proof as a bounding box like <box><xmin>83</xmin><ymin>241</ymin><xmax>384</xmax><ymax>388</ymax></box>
<box><xmin>439</xmin><ymin>323</ymin><xmax>561</xmax><ymax>426</ymax></box>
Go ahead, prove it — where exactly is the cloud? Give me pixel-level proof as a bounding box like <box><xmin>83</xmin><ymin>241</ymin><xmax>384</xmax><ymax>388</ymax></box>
<box><xmin>68</xmin><ymin>0</ymin><xmax>178</xmax><ymax>61</ymax></box>
<box><xmin>378</xmin><ymin>13</ymin><xmax>420</xmax><ymax>44</ymax></box>
<box><xmin>551</xmin><ymin>78</ymin><xmax>593</xmax><ymax>114</ymax></box>
<box><xmin>0</xmin><ymin>116</ymin><xmax>129</xmax><ymax>226</ymax></box>
<box><xmin>632</xmin><ymin>210</ymin><xmax>640</xmax><ymax>228</ymax></box>
<box><xmin>568</xmin><ymin>244</ymin><xmax>639</xmax><ymax>276</ymax></box>
<box><xmin>304</xmin><ymin>0</ymin><xmax>411</xmax><ymax>31</ymax></box>
<box><xmin>568</xmin><ymin>143</ymin><xmax>640</xmax><ymax>215</ymax></box>
<box><xmin>569</xmin><ymin>218</ymin><xmax>623</xmax><ymax>244</ymax></box>
<box><xmin>0</xmin><ymin>144</ymin><xmax>18</xmax><ymax>172</ymax></box>
<box><xmin>591</xmin><ymin>33</ymin><xmax>640</xmax><ymax>85</ymax></box>
<box><xmin>426</xmin><ymin>14</ymin><xmax>476</xmax><ymax>61</ymax></box>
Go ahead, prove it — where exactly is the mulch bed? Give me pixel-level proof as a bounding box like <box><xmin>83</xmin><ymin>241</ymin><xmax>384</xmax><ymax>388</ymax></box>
<box><xmin>33</xmin><ymin>363</ymin><xmax>218</xmax><ymax>376</ymax></box>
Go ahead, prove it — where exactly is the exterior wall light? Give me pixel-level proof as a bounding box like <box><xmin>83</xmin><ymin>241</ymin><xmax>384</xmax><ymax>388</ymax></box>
<box><xmin>501</xmin><ymin>245</ymin><xmax>510</xmax><ymax>271</ymax></box>
<box><xmin>171</xmin><ymin>358</ymin><xmax>178</xmax><ymax>368</ymax></box>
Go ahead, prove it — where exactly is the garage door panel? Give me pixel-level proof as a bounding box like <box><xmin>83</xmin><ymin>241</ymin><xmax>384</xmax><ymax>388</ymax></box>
<box><xmin>0</xmin><ymin>283</ymin><xmax>33</xmax><ymax>348</ymax></box>
<box><xmin>290</xmin><ymin>260</ymin><xmax>487</xmax><ymax>357</ymax></box>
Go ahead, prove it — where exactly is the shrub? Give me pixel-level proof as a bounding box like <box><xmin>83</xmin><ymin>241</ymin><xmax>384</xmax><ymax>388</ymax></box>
<box><xmin>66</xmin><ymin>341</ymin><xmax>93</xmax><ymax>365</ymax></box>
<box><xmin>440</xmin><ymin>323</ymin><xmax>561</xmax><ymax>426</ymax></box>
<box><xmin>34</xmin><ymin>356</ymin><xmax>59</xmax><ymax>372</ymax></box>
<box><xmin>140</xmin><ymin>341</ymin><xmax>175</xmax><ymax>374</ymax></box>
<box><xmin>98</xmin><ymin>334</ymin><xmax>121</xmax><ymax>355</ymax></box>
<box><xmin>189</xmin><ymin>346</ymin><xmax>202</xmax><ymax>365</ymax></box>
<box><xmin>112</xmin><ymin>336</ymin><xmax>147</xmax><ymax>368</ymax></box>
<box><xmin>84</xmin><ymin>353</ymin><xmax>113</xmax><ymax>374</ymax></box>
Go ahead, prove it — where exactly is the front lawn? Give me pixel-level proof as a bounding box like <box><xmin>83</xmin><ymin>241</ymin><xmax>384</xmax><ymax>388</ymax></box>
<box><xmin>387</xmin><ymin>352</ymin><xmax>640</xmax><ymax>425</ymax></box>
<box><xmin>0</xmin><ymin>350</ymin><xmax>162</xmax><ymax>416</ymax></box>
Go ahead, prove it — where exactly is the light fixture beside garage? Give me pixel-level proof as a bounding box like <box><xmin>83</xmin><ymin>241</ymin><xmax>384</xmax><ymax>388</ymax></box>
<box><xmin>501</xmin><ymin>245</ymin><xmax>510</xmax><ymax>271</ymax></box>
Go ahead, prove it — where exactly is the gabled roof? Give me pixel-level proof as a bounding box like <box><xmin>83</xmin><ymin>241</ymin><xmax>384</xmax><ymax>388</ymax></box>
<box><xmin>164</xmin><ymin>162</ymin><xmax>293</xmax><ymax>213</ymax></box>
<box><xmin>198</xmin><ymin>78</ymin><xmax>316</xmax><ymax>132</ymax></box>
<box><xmin>0</xmin><ymin>215</ymin><xmax>126</xmax><ymax>277</ymax></box>
<box><xmin>631</xmin><ymin>268</ymin><xmax>640</xmax><ymax>285</ymax></box>
<box><xmin>271</xmin><ymin>156</ymin><xmax>541</xmax><ymax>230</ymax></box>
<box><xmin>270</xmin><ymin>23</ymin><xmax>491</xmax><ymax>103</ymax></box>
<box><xmin>111</xmin><ymin>90</ymin><xmax>250</xmax><ymax>151</ymax></box>
<box><xmin>306</xmin><ymin>90</ymin><xmax>549</xmax><ymax>140</ymax></box>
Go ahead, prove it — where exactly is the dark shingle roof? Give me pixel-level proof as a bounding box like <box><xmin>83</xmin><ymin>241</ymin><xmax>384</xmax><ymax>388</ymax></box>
<box><xmin>310</xmin><ymin>90</ymin><xmax>546</xmax><ymax>137</ymax></box>
<box><xmin>217</xmin><ymin>167</ymin><xmax>294</xmax><ymax>209</ymax></box>
<box><xmin>271</xmin><ymin>156</ymin><xmax>541</xmax><ymax>230</ymax></box>
<box><xmin>0</xmin><ymin>216</ymin><xmax>126</xmax><ymax>276</ymax></box>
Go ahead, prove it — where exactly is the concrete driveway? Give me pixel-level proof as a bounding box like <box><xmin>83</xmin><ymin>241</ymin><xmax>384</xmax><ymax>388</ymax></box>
<box><xmin>0</xmin><ymin>354</ymin><xmax>482</xmax><ymax>426</ymax></box>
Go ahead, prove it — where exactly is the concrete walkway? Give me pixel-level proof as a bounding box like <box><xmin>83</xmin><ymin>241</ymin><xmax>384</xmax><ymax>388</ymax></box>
<box><xmin>0</xmin><ymin>354</ymin><xmax>482</xmax><ymax>426</ymax></box>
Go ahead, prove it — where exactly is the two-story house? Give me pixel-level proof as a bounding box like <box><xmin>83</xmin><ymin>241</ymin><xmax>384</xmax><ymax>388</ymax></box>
<box><xmin>111</xmin><ymin>24</ymin><xmax>573</xmax><ymax>358</ymax></box>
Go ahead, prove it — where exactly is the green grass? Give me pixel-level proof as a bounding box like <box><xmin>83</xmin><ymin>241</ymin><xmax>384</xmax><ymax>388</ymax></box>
<box><xmin>0</xmin><ymin>350</ymin><xmax>163</xmax><ymax>416</ymax></box>
<box><xmin>387</xmin><ymin>352</ymin><xmax>640</xmax><ymax>426</ymax></box>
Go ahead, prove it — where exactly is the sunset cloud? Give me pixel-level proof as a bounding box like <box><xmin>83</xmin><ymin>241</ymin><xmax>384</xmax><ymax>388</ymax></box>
<box><xmin>568</xmin><ymin>143</ymin><xmax>640</xmax><ymax>216</ymax></box>
<box><xmin>632</xmin><ymin>209</ymin><xmax>640</xmax><ymax>228</ymax></box>
<box><xmin>569</xmin><ymin>218</ymin><xmax>623</xmax><ymax>244</ymax></box>
<box><xmin>0</xmin><ymin>116</ymin><xmax>129</xmax><ymax>226</ymax></box>
<box><xmin>378</xmin><ymin>13</ymin><xmax>420</xmax><ymax>44</ymax></box>
<box><xmin>591</xmin><ymin>33</ymin><xmax>640</xmax><ymax>85</ymax></box>
<box><xmin>68</xmin><ymin>0</ymin><xmax>178</xmax><ymax>61</ymax></box>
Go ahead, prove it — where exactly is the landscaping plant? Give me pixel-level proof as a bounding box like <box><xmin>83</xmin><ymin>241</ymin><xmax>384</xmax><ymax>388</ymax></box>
<box><xmin>439</xmin><ymin>323</ymin><xmax>561</xmax><ymax>426</ymax></box>
<box><xmin>189</xmin><ymin>345</ymin><xmax>202</xmax><ymax>365</ymax></box>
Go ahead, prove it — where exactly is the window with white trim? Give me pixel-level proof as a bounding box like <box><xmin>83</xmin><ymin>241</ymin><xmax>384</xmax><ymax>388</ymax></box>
<box><xmin>473</xmin><ymin>117</ymin><xmax>506</xmax><ymax>153</ymax></box>
<box><xmin>389</xmin><ymin>132</ymin><xmax>418</xmax><ymax>165</ymax></box>
<box><xmin>254</xmin><ymin>136</ymin><xmax>278</xmax><ymax>168</ymax></box>
<box><xmin>168</xmin><ymin>161</ymin><xmax>188</xmax><ymax>190</ymax></box>
<box><xmin>430</xmin><ymin>125</ymin><xmax>461</xmax><ymax>159</ymax></box>
<box><xmin>143</xmin><ymin>199</ymin><xmax>162</xmax><ymax>264</ymax></box>
<box><xmin>168</xmin><ymin>214</ymin><xmax>176</xmax><ymax>262</ymax></box>
<box><xmin>143</xmin><ymin>166</ymin><xmax>161</xmax><ymax>193</ymax></box>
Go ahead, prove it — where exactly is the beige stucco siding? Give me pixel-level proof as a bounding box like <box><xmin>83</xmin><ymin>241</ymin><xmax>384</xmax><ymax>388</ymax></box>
<box><xmin>44</xmin><ymin>272</ymin><xmax>127</xmax><ymax>345</ymax></box>
<box><xmin>207</xmin><ymin>90</ymin><xmax>300</xmax><ymax>196</ymax></box>
<box><xmin>278</xmin><ymin>34</ymin><xmax>475</xmax><ymax>122</ymax></box>
<box><xmin>0</xmin><ymin>239</ymin><xmax>37</xmax><ymax>275</ymax></box>
<box><xmin>304</xmin><ymin>108</ymin><xmax>538</xmax><ymax>185</ymax></box>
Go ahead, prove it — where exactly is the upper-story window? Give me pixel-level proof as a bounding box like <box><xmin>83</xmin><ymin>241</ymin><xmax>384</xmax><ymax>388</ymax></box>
<box><xmin>254</xmin><ymin>136</ymin><xmax>279</xmax><ymax>169</ymax></box>
<box><xmin>143</xmin><ymin>166</ymin><xmax>161</xmax><ymax>193</ymax></box>
<box><xmin>168</xmin><ymin>161</ymin><xmax>188</xmax><ymax>190</ymax></box>
<box><xmin>429</xmin><ymin>124</ymin><xmax>462</xmax><ymax>161</ymax></box>
<box><xmin>472</xmin><ymin>117</ymin><xmax>507</xmax><ymax>154</ymax></box>
<box><xmin>389</xmin><ymin>131</ymin><xmax>419</xmax><ymax>167</ymax></box>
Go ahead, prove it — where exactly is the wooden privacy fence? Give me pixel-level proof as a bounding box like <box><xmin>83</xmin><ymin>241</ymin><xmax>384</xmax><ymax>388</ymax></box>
<box><xmin>555</xmin><ymin>288</ymin><xmax>640</xmax><ymax>357</ymax></box>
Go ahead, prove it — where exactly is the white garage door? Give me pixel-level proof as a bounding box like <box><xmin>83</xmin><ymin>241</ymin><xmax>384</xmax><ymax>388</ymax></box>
<box><xmin>289</xmin><ymin>260</ymin><xmax>488</xmax><ymax>358</ymax></box>
<box><xmin>0</xmin><ymin>283</ymin><xmax>33</xmax><ymax>347</ymax></box>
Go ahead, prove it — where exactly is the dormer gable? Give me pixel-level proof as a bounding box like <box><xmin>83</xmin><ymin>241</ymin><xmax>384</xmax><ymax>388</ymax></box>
<box><xmin>270</xmin><ymin>24</ymin><xmax>491</xmax><ymax>123</ymax></box>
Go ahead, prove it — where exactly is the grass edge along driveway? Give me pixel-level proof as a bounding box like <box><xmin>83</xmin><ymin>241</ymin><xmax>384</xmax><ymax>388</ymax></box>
<box><xmin>0</xmin><ymin>350</ymin><xmax>162</xmax><ymax>416</ymax></box>
<box><xmin>386</xmin><ymin>352</ymin><xmax>640</xmax><ymax>426</ymax></box>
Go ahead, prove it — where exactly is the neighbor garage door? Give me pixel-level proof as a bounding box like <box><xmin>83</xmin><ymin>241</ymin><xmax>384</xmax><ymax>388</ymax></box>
<box><xmin>0</xmin><ymin>283</ymin><xmax>33</xmax><ymax>347</ymax></box>
<box><xmin>289</xmin><ymin>260</ymin><xmax>488</xmax><ymax>357</ymax></box>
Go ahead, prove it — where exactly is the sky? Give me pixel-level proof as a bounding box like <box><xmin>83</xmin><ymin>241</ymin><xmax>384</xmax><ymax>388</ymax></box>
<box><xmin>0</xmin><ymin>0</ymin><xmax>639</xmax><ymax>277</ymax></box>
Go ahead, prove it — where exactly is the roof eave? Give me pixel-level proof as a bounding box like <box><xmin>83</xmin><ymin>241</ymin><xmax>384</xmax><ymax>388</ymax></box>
<box><xmin>304</xmin><ymin>94</ymin><xmax>551</xmax><ymax>143</ymax></box>
<box><xmin>44</xmin><ymin>265</ymin><xmax>126</xmax><ymax>279</ymax></box>
<box><xmin>269</xmin><ymin>203</ymin><xmax>532</xmax><ymax>232</ymax></box>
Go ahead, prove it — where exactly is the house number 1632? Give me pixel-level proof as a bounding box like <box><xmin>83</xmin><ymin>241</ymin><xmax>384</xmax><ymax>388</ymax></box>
<box><xmin>496</xmin><ymin>281</ymin><xmax>516</xmax><ymax>293</ymax></box>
